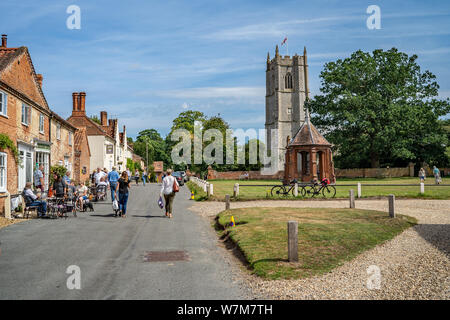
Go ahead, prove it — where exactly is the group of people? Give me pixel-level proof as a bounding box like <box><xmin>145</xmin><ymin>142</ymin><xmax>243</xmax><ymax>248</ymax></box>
<box><xmin>419</xmin><ymin>166</ymin><xmax>442</xmax><ymax>184</ymax></box>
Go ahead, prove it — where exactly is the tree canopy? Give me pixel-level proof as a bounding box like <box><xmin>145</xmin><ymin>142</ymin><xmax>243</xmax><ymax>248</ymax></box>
<box><xmin>307</xmin><ymin>48</ymin><xmax>450</xmax><ymax>169</ymax></box>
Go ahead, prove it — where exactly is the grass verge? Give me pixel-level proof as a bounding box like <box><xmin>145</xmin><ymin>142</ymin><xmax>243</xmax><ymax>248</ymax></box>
<box><xmin>186</xmin><ymin>181</ymin><xmax>208</xmax><ymax>201</ymax></box>
<box><xmin>216</xmin><ymin>207</ymin><xmax>417</xmax><ymax>280</ymax></box>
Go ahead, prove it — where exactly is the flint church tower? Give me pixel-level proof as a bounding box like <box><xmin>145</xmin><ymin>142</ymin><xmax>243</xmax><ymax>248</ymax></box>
<box><xmin>265</xmin><ymin>45</ymin><xmax>309</xmax><ymax>172</ymax></box>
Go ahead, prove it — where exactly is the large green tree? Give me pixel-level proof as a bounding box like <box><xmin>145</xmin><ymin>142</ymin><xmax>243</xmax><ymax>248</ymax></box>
<box><xmin>307</xmin><ymin>48</ymin><xmax>450</xmax><ymax>169</ymax></box>
<box><xmin>133</xmin><ymin>129</ymin><xmax>171</xmax><ymax>167</ymax></box>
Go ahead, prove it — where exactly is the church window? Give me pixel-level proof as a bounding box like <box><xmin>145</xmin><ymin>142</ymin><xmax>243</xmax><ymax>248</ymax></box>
<box><xmin>287</xmin><ymin>108</ymin><xmax>292</xmax><ymax>114</ymax></box>
<box><xmin>285</xmin><ymin>73</ymin><xmax>293</xmax><ymax>89</ymax></box>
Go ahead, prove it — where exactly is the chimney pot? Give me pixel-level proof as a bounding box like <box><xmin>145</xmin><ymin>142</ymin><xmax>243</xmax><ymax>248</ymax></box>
<box><xmin>72</xmin><ymin>92</ymin><xmax>80</xmax><ymax>113</ymax></box>
<box><xmin>1</xmin><ymin>34</ymin><xmax>7</xmax><ymax>48</ymax></box>
<box><xmin>100</xmin><ymin>111</ymin><xmax>107</xmax><ymax>126</ymax></box>
<box><xmin>79</xmin><ymin>92</ymin><xmax>86</xmax><ymax>113</ymax></box>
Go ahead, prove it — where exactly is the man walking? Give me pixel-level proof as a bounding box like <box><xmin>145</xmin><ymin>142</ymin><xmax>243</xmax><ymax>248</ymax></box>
<box><xmin>63</xmin><ymin>171</ymin><xmax>71</xmax><ymax>186</ymax></box>
<box><xmin>108</xmin><ymin>166</ymin><xmax>120</xmax><ymax>202</ymax></box>
<box><xmin>34</xmin><ymin>164</ymin><xmax>45</xmax><ymax>191</ymax></box>
<box><xmin>433</xmin><ymin>166</ymin><xmax>442</xmax><ymax>184</ymax></box>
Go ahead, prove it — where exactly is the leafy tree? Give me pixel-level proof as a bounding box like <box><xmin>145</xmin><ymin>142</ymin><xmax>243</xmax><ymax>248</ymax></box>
<box><xmin>133</xmin><ymin>129</ymin><xmax>171</xmax><ymax>167</ymax></box>
<box><xmin>307</xmin><ymin>48</ymin><xmax>450</xmax><ymax>169</ymax></box>
<box><xmin>89</xmin><ymin>115</ymin><xmax>101</xmax><ymax>125</ymax></box>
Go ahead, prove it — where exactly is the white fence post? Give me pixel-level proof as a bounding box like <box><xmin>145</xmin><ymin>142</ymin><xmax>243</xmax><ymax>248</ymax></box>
<box><xmin>294</xmin><ymin>183</ymin><xmax>298</xmax><ymax>197</ymax></box>
<box><xmin>5</xmin><ymin>191</ymin><xmax>11</xmax><ymax>220</ymax></box>
<box><xmin>209</xmin><ymin>183</ymin><xmax>213</xmax><ymax>196</ymax></box>
<box><xmin>420</xmin><ymin>183</ymin><xmax>424</xmax><ymax>194</ymax></box>
<box><xmin>357</xmin><ymin>182</ymin><xmax>361</xmax><ymax>198</ymax></box>
<box><xmin>233</xmin><ymin>183</ymin><xmax>239</xmax><ymax>198</ymax></box>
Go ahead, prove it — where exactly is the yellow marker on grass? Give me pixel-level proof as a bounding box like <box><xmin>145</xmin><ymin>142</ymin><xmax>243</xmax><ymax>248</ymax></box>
<box><xmin>230</xmin><ymin>215</ymin><xmax>235</xmax><ymax>227</ymax></box>
<box><xmin>190</xmin><ymin>191</ymin><xmax>195</xmax><ymax>200</ymax></box>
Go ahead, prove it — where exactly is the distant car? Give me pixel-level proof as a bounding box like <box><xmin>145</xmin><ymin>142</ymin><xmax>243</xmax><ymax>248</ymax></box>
<box><xmin>179</xmin><ymin>171</ymin><xmax>188</xmax><ymax>182</ymax></box>
<box><xmin>172</xmin><ymin>172</ymin><xmax>184</xmax><ymax>186</ymax></box>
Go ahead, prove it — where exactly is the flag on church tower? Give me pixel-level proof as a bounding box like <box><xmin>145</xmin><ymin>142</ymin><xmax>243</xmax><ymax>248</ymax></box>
<box><xmin>281</xmin><ymin>37</ymin><xmax>288</xmax><ymax>46</ymax></box>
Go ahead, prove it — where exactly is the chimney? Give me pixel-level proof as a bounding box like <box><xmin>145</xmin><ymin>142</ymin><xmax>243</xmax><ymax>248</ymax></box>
<box><xmin>1</xmin><ymin>35</ymin><xmax>6</xmax><ymax>48</ymax></box>
<box><xmin>100</xmin><ymin>111</ymin><xmax>107</xmax><ymax>126</ymax></box>
<box><xmin>79</xmin><ymin>92</ymin><xmax>86</xmax><ymax>113</ymax></box>
<box><xmin>36</xmin><ymin>74</ymin><xmax>43</xmax><ymax>87</ymax></box>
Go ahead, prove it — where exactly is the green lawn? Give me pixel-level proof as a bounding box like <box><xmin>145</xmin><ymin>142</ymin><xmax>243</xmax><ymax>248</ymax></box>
<box><xmin>217</xmin><ymin>207</ymin><xmax>417</xmax><ymax>280</ymax></box>
<box><xmin>199</xmin><ymin>177</ymin><xmax>450</xmax><ymax>200</ymax></box>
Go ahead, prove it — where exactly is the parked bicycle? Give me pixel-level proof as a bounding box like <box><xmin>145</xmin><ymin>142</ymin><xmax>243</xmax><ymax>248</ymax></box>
<box><xmin>302</xmin><ymin>178</ymin><xmax>336</xmax><ymax>198</ymax></box>
<box><xmin>271</xmin><ymin>179</ymin><xmax>305</xmax><ymax>197</ymax></box>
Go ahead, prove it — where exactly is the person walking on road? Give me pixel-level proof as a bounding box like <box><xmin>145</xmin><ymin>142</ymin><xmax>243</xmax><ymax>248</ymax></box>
<box><xmin>160</xmin><ymin>169</ymin><xmax>179</xmax><ymax>219</ymax></box>
<box><xmin>419</xmin><ymin>167</ymin><xmax>426</xmax><ymax>183</ymax></box>
<box><xmin>108</xmin><ymin>166</ymin><xmax>120</xmax><ymax>202</ymax></box>
<box><xmin>142</xmin><ymin>168</ymin><xmax>147</xmax><ymax>186</ymax></box>
<box><xmin>116</xmin><ymin>171</ymin><xmax>131</xmax><ymax>218</ymax></box>
<box><xmin>134</xmin><ymin>169</ymin><xmax>140</xmax><ymax>186</ymax></box>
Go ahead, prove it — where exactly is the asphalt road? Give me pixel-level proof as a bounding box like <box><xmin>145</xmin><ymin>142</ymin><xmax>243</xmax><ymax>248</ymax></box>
<box><xmin>0</xmin><ymin>183</ymin><xmax>249</xmax><ymax>299</ymax></box>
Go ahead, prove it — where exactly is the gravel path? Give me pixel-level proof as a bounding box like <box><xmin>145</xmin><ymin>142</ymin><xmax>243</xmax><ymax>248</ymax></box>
<box><xmin>190</xmin><ymin>199</ymin><xmax>450</xmax><ymax>300</ymax></box>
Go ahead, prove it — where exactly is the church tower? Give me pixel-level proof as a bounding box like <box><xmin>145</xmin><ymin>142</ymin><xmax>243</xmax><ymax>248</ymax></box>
<box><xmin>265</xmin><ymin>45</ymin><xmax>309</xmax><ymax>172</ymax></box>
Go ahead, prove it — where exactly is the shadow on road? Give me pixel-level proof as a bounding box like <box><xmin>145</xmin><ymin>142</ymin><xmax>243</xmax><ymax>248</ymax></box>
<box><xmin>414</xmin><ymin>224</ymin><xmax>450</xmax><ymax>256</ymax></box>
<box><xmin>131</xmin><ymin>215</ymin><xmax>167</xmax><ymax>219</ymax></box>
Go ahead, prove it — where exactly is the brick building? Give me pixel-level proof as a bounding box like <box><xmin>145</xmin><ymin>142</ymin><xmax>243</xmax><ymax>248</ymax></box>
<box><xmin>73</xmin><ymin>127</ymin><xmax>90</xmax><ymax>184</ymax></box>
<box><xmin>0</xmin><ymin>35</ymin><xmax>54</xmax><ymax>214</ymax></box>
<box><xmin>50</xmin><ymin>111</ymin><xmax>77</xmax><ymax>174</ymax></box>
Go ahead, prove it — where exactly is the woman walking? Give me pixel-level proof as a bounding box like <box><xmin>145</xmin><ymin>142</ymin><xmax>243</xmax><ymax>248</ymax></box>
<box><xmin>134</xmin><ymin>169</ymin><xmax>140</xmax><ymax>186</ymax></box>
<box><xmin>115</xmin><ymin>171</ymin><xmax>131</xmax><ymax>218</ymax></box>
<box><xmin>160</xmin><ymin>169</ymin><xmax>179</xmax><ymax>218</ymax></box>
<box><xmin>419</xmin><ymin>167</ymin><xmax>426</xmax><ymax>183</ymax></box>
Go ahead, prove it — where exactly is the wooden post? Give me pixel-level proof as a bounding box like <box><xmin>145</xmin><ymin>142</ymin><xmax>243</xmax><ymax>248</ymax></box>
<box><xmin>388</xmin><ymin>194</ymin><xmax>395</xmax><ymax>218</ymax></box>
<box><xmin>288</xmin><ymin>221</ymin><xmax>299</xmax><ymax>262</ymax></box>
<box><xmin>203</xmin><ymin>182</ymin><xmax>207</xmax><ymax>193</ymax></box>
<box><xmin>5</xmin><ymin>191</ymin><xmax>11</xmax><ymax>220</ymax></box>
<box><xmin>420</xmin><ymin>183</ymin><xmax>424</xmax><ymax>194</ymax></box>
<box><xmin>357</xmin><ymin>183</ymin><xmax>361</xmax><ymax>198</ymax></box>
<box><xmin>206</xmin><ymin>183</ymin><xmax>210</xmax><ymax>197</ymax></box>
<box><xmin>294</xmin><ymin>183</ymin><xmax>298</xmax><ymax>197</ymax></box>
<box><xmin>233</xmin><ymin>183</ymin><xmax>239</xmax><ymax>198</ymax></box>
<box><xmin>349</xmin><ymin>189</ymin><xmax>355</xmax><ymax>208</ymax></box>
<box><xmin>209</xmin><ymin>183</ymin><xmax>214</xmax><ymax>196</ymax></box>
<box><xmin>225</xmin><ymin>194</ymin><xmax>230</xmax><ymax>210</ymax></box>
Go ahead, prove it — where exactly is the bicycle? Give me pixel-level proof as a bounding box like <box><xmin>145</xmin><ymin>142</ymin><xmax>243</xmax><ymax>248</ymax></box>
<box><xmin>271</xmin><ymin>179</ymin><xmax>305</xmax><ymax>197</ymax></box>
<box><xmin>302</xmin><ymin>178</ymin><xmax>336</xmax><ymax>198</ymax></box>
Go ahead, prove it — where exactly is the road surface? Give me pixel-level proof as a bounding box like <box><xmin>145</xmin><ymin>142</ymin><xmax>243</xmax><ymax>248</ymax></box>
<box><xmin>0</xmin><ymin>183</ymin><xmax>250</xmax><ymax>299</ymax></box>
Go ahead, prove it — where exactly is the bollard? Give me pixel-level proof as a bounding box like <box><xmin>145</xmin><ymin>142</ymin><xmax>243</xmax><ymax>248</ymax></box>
<box><xmin>420</xmin><ymin>183</ymin><xmax>424</xmax><ymax>194</ymax></box>
<box><xmin>388</xmin><ymin>194</ymin><xmax>395</xmax><ymax>218</ymax></box>
<box><xmin>206</xmin><ymin>183</ymin><xmax>210</xmax><ymax>197</ymax></box>
<box><xmin>233</xmin><ymin>183</ymin><xmax>239</xmax><ymax>198</ymax></box>
<box><xmin>294</xmin><ymin>183</ymin><xmax>298</xmax><ymax>197</ymax></box>
<box><xmin>349</xmin><ymin>189</ymin><xmax>355</xmax><ymax>208</ymax></box>
<box><xmin>357</xmin><ymin>183</ymin><xmax>361</xmax><ymax>198</ymax></box>
<box><xmin>287</xmin><ymin>221</ymin><xmax>299</xmax><ymax>262</ymax></box>
<box><xmin>209</xmin><ymin>183</ymin><xmax>214</xmax><ymax>196</ymax></box>
<box><xmin>225</xmin><ymin>194</ymin><xmax>230</xmax><ymax>210</ymax></box>
<box><xmin>203</xmin><ymin>183</ymin><xmax>207</xmax><ymax>193</ymax></box>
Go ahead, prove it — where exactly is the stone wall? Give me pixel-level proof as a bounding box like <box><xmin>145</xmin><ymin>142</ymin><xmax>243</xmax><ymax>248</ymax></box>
<box><xmin>334</xmin><ymin>167</ymin><xmax>412</xmax><ymax>178</ymax></box>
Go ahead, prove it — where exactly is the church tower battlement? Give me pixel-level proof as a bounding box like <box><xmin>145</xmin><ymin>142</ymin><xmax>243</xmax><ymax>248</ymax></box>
<box><xmin>265</xmin><ymin>45</ymin><xmax>310</xmax><ymax>172</ymax></box>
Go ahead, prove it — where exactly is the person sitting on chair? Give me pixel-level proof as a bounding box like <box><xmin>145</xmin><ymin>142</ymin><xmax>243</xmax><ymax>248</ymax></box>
<box><xmin>76</xmin><ymin>181</ymin><xmax>89</xmax><ymax>211</ymax></box>
<box><xmin>23</xmin><ymin>182</ymin><xmax>47</xmax><ymax>217</ymax></box>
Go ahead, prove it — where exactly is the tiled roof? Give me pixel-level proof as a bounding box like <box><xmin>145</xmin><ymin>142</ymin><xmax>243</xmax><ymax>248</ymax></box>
<box><xmin>67</xmin><ymin>115</ymin><xmax>113</xmax><ymax>139</ymax></box>
<box><xmin>289</xmin><ymin>114</ymin><xmax>330</xmax><ymax>147</ymax></box>
<box><xmin>0</xmin><ymin>47</ymin><xmax>24</xmax><ymax>72</ymax></box>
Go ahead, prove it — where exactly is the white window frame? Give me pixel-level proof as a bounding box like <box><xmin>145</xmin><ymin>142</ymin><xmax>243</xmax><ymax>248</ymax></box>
<box><xmin>39</xmin><ymin>113</ymin><xmax>45</xmax><ymax>133</ymax></box>
<box><xmin>0</xmin><ymin>90</ymin><xmax>7</xmax><ymax>117</ymax></box>
<box><xmin>0</xmin><ymin>152</ymin><xmax>7</xmax><ymax>192</ymax></box>
<box><xmin>21</xmin><ymin>103</ymin><xmax>31</xmax><ymax>126</ymax></box>
<box><xmin>56</xmin><ymin>123</ymin><xmax>61</xmax><ymax>140</ymax></box>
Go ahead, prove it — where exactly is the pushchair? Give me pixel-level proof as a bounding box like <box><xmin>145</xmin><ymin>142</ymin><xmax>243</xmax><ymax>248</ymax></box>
<box><xmin>95</xmin><ymin>184</ymin><xmax>107</xmax><ymax>201</ymax></box>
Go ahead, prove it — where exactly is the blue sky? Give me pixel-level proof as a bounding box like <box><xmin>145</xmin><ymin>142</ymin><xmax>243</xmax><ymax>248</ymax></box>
<box><xmin>1</xmin><ymin>0</ymin><xmax>449</xmax><ymax>138</ymax></box>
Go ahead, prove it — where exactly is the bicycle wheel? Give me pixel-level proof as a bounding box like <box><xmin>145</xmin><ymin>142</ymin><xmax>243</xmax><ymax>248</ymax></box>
<box><xmin>271</xmin><ymin>186</ymin><xmax>286</xmax><ymax>197</ymax></box>
<box><xmin>306</xmin><ymin>186</ymin><xmax>317</xmax><ymax>197</ymax></box>
<box><xmin>322</xmin><ymin>185</ymin><xmax>336</xmax><ymax>198</ymax></box>
<box><xmin>300</xmin><ymin>186</ymin><xmax>307</xmax><ymax>197</ymax></box>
